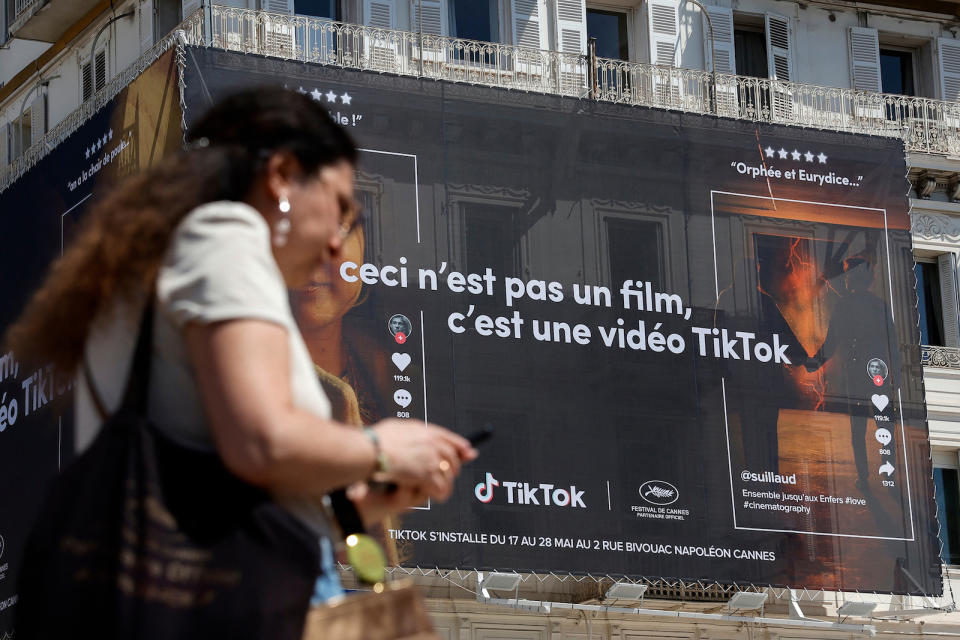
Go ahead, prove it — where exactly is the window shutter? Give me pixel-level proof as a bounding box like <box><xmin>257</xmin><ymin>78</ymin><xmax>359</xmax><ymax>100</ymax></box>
<box><xmin>94</xmin><ymin>49</ymin><xmax>107</xmax><ymax>91</ymax></box>
<box><xmin>938</xmin><ymin>37</ymin><xmax>960</xmax><ymax>102</ymax></box>
<box><xmin>264</xmin><ymin>0</ymin><xmax>294</xmax><ymax>14</ymax></box>
<box><xmin>365</xmin><ymin>0</ymin><xmax>394</xmax><ymax>27</ymax></box>
<box><xmin>0</xmin><ymin>0</ymin><xmax>7</xmax><ymax>47</ymax></box>
<box><xmin>703</xmin><ymin>5</ymin><xmax>734</xmax><ymax>73</ymax></box>
<box><xmin>30</xmin><ymin>93</ymin><xmax>46</xmax><ymax>147</ymax></box>
<box><xmin>81</xmin><ymin>59</ymin><xmax>93</xmax><ymax>101</ymax></box>
<box><xmin>182</xmin><ymin>0</ymin><xmax>201</xmax><ymax>18</ymax></box>
<box><xmin>511</xmin><ymin>0</ymin><xmax>544</xmax><ymax>50</ymax></box>
<box><xmin>140</xmin><ymin>0</ymin><xmax>155</xmax><ymax>52</ymax></box>
<box><xmin>556</xmin><ymin>0</ymin><xmax>586</xmax><ymax>56</ymax></box>
<box><xmin>938</xmin><ymin>253</ymin><xmax>960</xmax><ymax>348</ymax></box>
<box><xmin>410</xmin><ymin>0</ymin><xmax>445</xmax><ymax>35</ymax></box>
<box><xmin>647</xmin><ymin>0</ymin><xmax>679</xmax><ymax>66</ymax></box>
<box><xmin>1</xmin><ymin>124</ymin><xmax>9</xmax><ymax>167</ymax></box>
<box><xmin>765</xmin><ymin>12</ymin><xmax>792</xmax><ymax>80</ymax></box>
<box><xmin>364</xmin><ymin>0</ymin><xmax>397</xmax><ymax>71</ymax></box>
<box><xmin>848</xmin><ymin>27</ymin><xmax>881</xmax><ymax>92</ymax></box>
<box><xmin>259</xmin><ymin>0</ymin><xmax>296</xmax><ymax>57</ymax></box>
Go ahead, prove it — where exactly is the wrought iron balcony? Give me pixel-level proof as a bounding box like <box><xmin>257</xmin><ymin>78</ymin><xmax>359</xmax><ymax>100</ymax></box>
<box><xmin>7</xmin><ymin>4</ymin><xmax>960</xmax><ymax>194</ymax></box>
<box><xmin>922</xmin><ymin>345</ymin><xmax>960</xmax><ymax>369</ymax></box>
<box><xmin>183</xmin><ymin>5</ymin><xmax>960</xmax><ymax>157</ymax></box>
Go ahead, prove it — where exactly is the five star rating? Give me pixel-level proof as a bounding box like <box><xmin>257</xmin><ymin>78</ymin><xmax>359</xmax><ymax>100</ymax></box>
<box><xmin>764</xmin><ymin>145</ymin><xmax>827</xmax><ymax>164</ymax></box>
<box><xmin>84</xmin><ymin>128</ymin><xmax>114</xmax><ymax>160</ymax></box>
<box><xmin>293</xmin><ymin>85</ymin><xmax>352</xmax><ymax>105</ymax></box>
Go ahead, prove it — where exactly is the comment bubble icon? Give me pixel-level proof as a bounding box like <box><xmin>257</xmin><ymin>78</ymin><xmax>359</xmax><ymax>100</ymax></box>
<box><xmin>875</xmin><ymin>427</ymin><xmax>892</xmax><ymax>446</ymax></box>
<box><xmin>394</xmin><ymin>389</ymin><xmax>412</xmax><ymax>408</ymax></box>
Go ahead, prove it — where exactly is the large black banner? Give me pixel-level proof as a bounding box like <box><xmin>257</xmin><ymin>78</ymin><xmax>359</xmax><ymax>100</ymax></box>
<box><xmin>173</xmin><ymin>48</ymin><xmax>938</xmax><ymax>594</ymax></box>
<box><xmin>0</xmin><ymin>51</ymin><xmax>181</xmax><ymax>633</ymax></box>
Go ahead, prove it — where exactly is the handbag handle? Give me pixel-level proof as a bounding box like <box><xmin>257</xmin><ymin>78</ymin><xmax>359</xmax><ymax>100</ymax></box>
<box><xmin>117</xmin><ymin>299</ymin><xmax>155</xmax><ymax>417</ymax></box>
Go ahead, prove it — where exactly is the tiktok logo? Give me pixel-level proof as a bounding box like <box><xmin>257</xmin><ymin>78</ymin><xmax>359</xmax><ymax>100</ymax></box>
<box><xmin>475</xmin><ymin>472</ymin><xmax>499</xmax><ymax>503</ymax></box>
<box><xmin>473</xmin><ymin>472</ymin><xmax>587</xmax><ymax>508</ymax></box>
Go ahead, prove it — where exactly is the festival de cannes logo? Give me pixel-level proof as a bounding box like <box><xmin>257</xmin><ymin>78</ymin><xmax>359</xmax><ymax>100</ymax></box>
<box><xmin>639</xmin><ymin>480</ymin><xmax>679</xmax><ymax>506</ymax></box>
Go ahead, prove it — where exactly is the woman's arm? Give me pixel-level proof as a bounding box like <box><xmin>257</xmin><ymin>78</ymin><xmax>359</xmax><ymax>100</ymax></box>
<box><xmin>184</xmin><ymin>319</ymin><xmax>474</xmax><ymax>500</ymax></box>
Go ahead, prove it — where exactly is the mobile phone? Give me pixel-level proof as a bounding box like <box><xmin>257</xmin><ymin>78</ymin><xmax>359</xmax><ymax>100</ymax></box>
<box><xmin>468</xmin><ymin>423</ymin><xmax>494</xmax><ymax>447</ymax></box>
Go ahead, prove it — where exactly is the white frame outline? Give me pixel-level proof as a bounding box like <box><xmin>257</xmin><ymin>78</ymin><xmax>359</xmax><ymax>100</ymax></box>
<box><xmin>710</xmin><ymin>190</ymin><xmax>915</xmax><ymax>542</ymax></box>
<box><xmin>358</xmin><ymin>147</ymin><xmax>431</xmax><ymax>510</ymax></box>
<box><xmin>60</xmin><ymin>193</ymin><xmax>93</xmax><ymax>467</ymax></box>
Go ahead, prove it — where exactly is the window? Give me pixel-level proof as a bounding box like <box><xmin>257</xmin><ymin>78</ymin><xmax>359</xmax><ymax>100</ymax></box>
<box><xmin>730</xmin><ymin>13</ymin><xmax>792</xmax><ymax>81</ymax></box>
<box><xmin>155</xmin><ymin>0</ymin><xmax>181</xmax><ymax>39</ymax></box>
<box><xmin>606</xmin><ymin>217</ymin><xmax>664</xmax><ymax>290</ymax></box>
<box><xmin>935</xmin><ymin>467</ymin><xmax>960</xmax><ymax>565</ymax></box>
<box><xmin>915</xmin><ymin>255</ymin><xmax>959</xmax><ymax>348</ymax></box>
<box><xmin>8</xmin><ymin>108</ymin><xmax>32</xmax><ymax>160</ymax></box>
<box><xmin>450</xmin><ymin>0</ymin><xmax>498</xmax><ymax>42</ymax></box>
<box><xmin>880</xmin><ymin>48</ymin><xmax>916</xmax><ymax>96</ymax></box>
<box><xmin>463</xmin><ymin>203</ymin><xmax>516</xmax><ymax>278</ymax></box>
<box><xmin>587</xmin><ymin>8</ymin><xmax>628</xmax><ymax>61</ymax></box>
<box><xmin>734</xmin><ymin>25</ymin><xmax>767</xmax><ymax>79</ymax></box>
<box><xmin>916</xmin><ymin>261</ymin><xmax>945</xmax><ymax>346</ymax></box>
<box><xmin>81</xmin><ymin>49</ymin><xmax>107</xmax><ymax>101</ymax></box>
<box><xmin>295</xmin><ymin>0</ymin><xmax>340</xmax><ymax>19</ymax></box>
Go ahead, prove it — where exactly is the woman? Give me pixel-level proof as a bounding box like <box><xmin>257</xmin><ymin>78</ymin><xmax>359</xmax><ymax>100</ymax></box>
<box><xmin>7</xmin><ymin>88</ymin><xmax>474</xmax><ymax>627</ymax></box>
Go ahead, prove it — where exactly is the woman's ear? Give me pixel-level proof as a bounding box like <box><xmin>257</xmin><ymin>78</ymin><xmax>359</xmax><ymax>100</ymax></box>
<box><xmin>263</xmin><ymin>151</ymin><xmax>303</xmax><ymax>201</ymax></box>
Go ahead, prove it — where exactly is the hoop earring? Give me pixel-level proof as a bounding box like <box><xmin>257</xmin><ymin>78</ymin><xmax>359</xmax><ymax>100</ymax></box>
<box><xmin>274</xmin><ymin>197</ymin><xmax>291</xmax><ymax>247</ymax></box>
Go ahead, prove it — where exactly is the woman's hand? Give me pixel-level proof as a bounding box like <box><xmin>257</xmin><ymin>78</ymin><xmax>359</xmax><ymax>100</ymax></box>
<box><xmin>372</xmin><ymin>419</ymin><xmax>477</xmax><ymax>502</ymax></box>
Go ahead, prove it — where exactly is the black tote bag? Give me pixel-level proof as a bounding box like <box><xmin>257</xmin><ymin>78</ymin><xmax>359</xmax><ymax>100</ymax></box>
<box><xmin>15</xmin><ymin>304</ymin><xmax>322</xmax><ymax>639</ymax></box>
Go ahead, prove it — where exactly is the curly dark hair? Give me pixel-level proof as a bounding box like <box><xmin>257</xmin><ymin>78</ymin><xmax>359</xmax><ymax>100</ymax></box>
<box><xmin>5</xmin><ymin>87</ymin><xmax>357</xmax><ymax>371</ymax></box>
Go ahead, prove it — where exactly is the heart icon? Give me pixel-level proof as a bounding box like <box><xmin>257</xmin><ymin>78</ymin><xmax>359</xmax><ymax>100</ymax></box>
<box><xmin>394</xmin><ymin>389</ymin><xmax>412</xmax><ymax>408</ymax></box>
<box><xmin>872</xmin><ymin>394</ymin><xmax>889</xmax><ymax>412</ymax></box>
<box><xmin>392</xmin><ymin>353</ymin><xmax>411</xmax><ymax>372</ymax></box>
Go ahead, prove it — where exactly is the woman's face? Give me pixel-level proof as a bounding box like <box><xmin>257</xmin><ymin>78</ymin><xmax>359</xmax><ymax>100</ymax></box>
<box><xmin>292</xmin><ymin>224</ymin><xmax>365</xmax><ymax>330</ymax></box>
<box><xmin>275</xmin><ymin>159</ymin><xmax>358</xmax><ymax>287</ymax></box>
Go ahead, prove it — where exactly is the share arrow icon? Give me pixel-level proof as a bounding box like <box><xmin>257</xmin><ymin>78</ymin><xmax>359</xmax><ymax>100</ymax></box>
<box><xmin>879</xmin><ymin>461</ymin><xmax>895</xmax><ymax>477</ymax></box>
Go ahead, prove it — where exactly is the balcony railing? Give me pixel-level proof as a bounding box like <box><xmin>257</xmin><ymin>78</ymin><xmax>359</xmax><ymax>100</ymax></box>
<box><xmin>185</xmin><ymin>5</ymin><xmax>960</xmax><ymax>157</ymax></box>
<box><xmin>922</xmin><ymin>345</ymin><xmax>960</xmax><ymax>369</ymax></box>
<box><xmin>6</xmin><ymin>4</ymin><xmax>960</xmax><ymax>195</ymax></box>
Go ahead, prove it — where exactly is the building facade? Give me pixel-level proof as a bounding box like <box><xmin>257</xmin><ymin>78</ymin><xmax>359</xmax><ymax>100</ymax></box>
<box><xmin>3</xmin><ymin>0</ymin><xmax>960</xmax><ymax>637</ymax></box>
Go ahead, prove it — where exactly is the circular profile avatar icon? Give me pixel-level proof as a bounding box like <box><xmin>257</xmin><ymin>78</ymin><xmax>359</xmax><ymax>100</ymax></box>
<box><xmin>388</xmin><ymin>314</ymin><xmax>413</xmax><ymax>344</ymax></box>
<box><xmin>867</xmin><ymin>358</ymin><xmax>888</xmax><ymax>387</ymax></box>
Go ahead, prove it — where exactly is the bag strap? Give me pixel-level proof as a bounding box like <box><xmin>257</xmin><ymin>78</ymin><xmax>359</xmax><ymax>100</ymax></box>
<box><xmin>118</xmin><ymin>299</ymin><xmax>155</xmax><ymax>416</ymax></box>
<box><xmin>81</xmin><ymin>358</ymin><xmax>110</xmax><ymax>422</ymax></box>
<box><xmin>328</xmin><ymin>489</ymin><xmax>364</xmax><ymax>536</ymax></box>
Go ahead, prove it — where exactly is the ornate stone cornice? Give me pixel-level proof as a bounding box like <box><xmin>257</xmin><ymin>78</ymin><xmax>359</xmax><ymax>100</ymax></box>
<box><xmin>911</xmin><ymin>211</ymin><xmax>960</xmax><ymax>242</ymax></box>
<box><xmin>923</xmin><ymin>345</ymin><xmax>960</xmax><ymax>369</ymax></box>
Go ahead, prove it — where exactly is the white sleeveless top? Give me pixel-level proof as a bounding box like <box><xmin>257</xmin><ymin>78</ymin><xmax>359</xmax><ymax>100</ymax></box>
<box><xmin>75</xmin><ymin>201</ymin><xmax>333</xmax><ymax>534</ymax></box>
